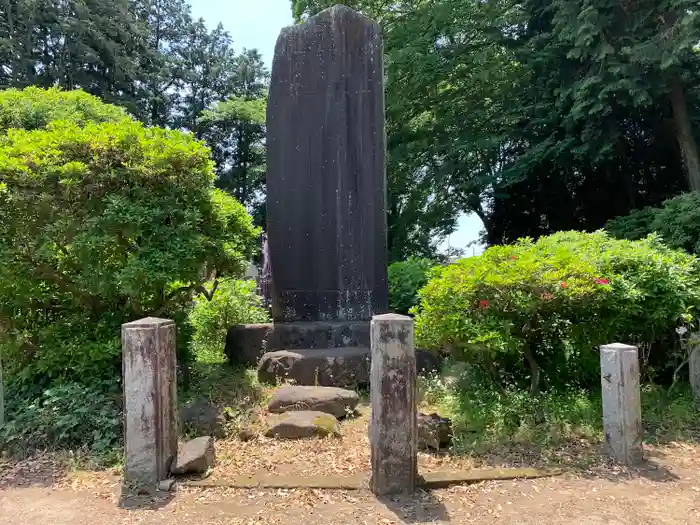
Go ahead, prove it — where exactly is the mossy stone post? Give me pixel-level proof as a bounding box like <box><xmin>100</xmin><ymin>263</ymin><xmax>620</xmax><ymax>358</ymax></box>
<box><xmin>122</xmin><ymin>317</ymin><xmax>178</xmax><ymax>488</ymax></box>
<box><xmin>600</xmin><ymin>343</ymin><xmax>643</xmax><ymax>465</ymax></box>
<box><xmin>369</xmin><ymin>313</ymin><xmax>417</xmax><ymax>495</ymax></box>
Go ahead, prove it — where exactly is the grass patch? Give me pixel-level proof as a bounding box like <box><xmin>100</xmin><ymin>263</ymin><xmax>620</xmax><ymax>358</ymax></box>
<box><xmin>421</xmin><ymin>363</ymin><xmax>700</xmax><ymax>463</ymax></box>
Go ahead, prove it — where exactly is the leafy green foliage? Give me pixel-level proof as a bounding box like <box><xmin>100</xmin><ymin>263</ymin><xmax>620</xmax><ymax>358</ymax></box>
<box><xmin>0</xmin><ymin>380</ymin><xmax>122</xmax><ymax>459</ymax></box>
<box><xmin>198</xmin><ymin>94</ymin><xmax>267</xmax><ymax>224</ymax></box>
<box><xmin>0</xmin><ymin>88</ymin><xmax>259</xmax><ymax>386</ymax></box>
<box><xmin>423</xmin><ymin>363</ymin><xmax>699</xmax><ymax>455</ymax></box>
<box><xmin>415</xmin><ymin>231</ymin><xmax>700</xmax><ymax>392</ymax></box>
<box><xmin>388</xmin><ymin>257</ymin><xmax>436</xmax><ymax>315</ymax></box>
<box><xmin>0</xmin><ymin>87</ymin><xmax>130</xmax><ymax>131</ymax></box>
<box><xmin>0</xmin><ymin>1</ymin><xmax>270</xmax><ymax>221</ymax></box>
<box><xmin>189</xmin><ymin>278</ymin><xmax>270</xmax><ymax>355</ymax></box>
<box><xmin>292</xmin><ymin>0</ymin><xmax>700</xmax><ymax>249</ymax></box>
<box><xmin>607</xmin><ymin>192</ymin><xmax>700</xmax><ymax>254</ymax></box>
<box><xmin>605</xmin><ymin>207</ymin><xmax>658</xmax><ymax>242</ymax></box>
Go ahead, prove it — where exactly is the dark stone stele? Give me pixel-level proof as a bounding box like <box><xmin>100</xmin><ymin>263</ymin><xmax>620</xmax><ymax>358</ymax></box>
<box><xmin>266</xmin><ymin>4</ymin><xmax>388</xmax><ymax>323</ymax></box>
<box><xmin>225</xmin><ymin>6</ymin><xmax>395</xmax><ymax>386</ymax></box>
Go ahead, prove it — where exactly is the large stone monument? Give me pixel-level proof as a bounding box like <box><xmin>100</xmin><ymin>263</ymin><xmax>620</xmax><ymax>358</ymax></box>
<box><xmin>226</xmin><ymin>5</ymin><xmax>389</xmax><ymax>387</ymax></box>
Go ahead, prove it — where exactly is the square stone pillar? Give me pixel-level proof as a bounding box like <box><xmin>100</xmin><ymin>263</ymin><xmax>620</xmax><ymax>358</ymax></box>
<box><xmin>600</xmin><ymin>343</ymin><xmax>643</xmax><ymax>465</ymax></box>
<box><xmin>369</xmin><ymin>313</ymin><xmax>417</xmax><ymax>495</ymax></box>
<box><xmin>688</xmin><ymin>332</ymin><xmax>700</xmax><ymax>403</ymax></box>
<box><xmin>122</xmin><ymin>317</ymin><xmax>178</xmax><ymax>487</ymax></box>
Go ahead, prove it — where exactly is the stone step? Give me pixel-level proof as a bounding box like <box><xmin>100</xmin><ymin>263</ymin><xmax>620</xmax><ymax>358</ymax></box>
<box><xmin>265</xmin><ymin>411</ymin><xmax>342</xmax><ymax>439</ymax></box>
<box><xmin>257</xmin><ymin>347</ymin><xmax>370</xmax><ymax>388</ymax></box>
<box><xmin>267</xmin><ymin>385</ymin><xmax>360</xmax><ymax>418</ymax></box>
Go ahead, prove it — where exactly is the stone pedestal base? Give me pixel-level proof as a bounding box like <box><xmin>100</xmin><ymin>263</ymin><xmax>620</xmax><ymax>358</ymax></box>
<box><xmin>225</xmin><ymin>321</ymin><xmax>370</xmax><ymax>366</ymax></box>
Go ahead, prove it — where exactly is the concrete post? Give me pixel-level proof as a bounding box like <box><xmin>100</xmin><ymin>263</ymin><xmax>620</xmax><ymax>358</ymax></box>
<box><xmin>122</xmin><ymin>317</ymin><xmax>178</xmax><ymax>488</ymax></box>
<box><xmin>369</xmin><ymin>313</ymin><xmax>417</xmax><ymax>495</ymax></box>
<box><xmin>688</xmin><ymin>332</ymin><xmax>700</xmax><ymax>403</ymax></box>
<box><xmin>600</xmin><ymin>343</ymin><xmax>643</xmax><ymax>465</ymax></box>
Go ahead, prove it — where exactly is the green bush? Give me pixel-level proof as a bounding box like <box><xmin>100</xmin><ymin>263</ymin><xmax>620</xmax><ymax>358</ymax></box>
<box><xmin>0</xmin><ymin>380</ymin><xmax>122</xmax><ymax>459</ymax></box>
<box><xmin>415</xmin><ymin>231</ymin><xmax>700</xmax><ymax>393</ymax></box>
<box><xmin>0</xmin><ymin>86</ymin><xmax>129</xmax><ymax>132</ymax></box>
<box><xmin>606</xmin><ymin>192</ymin><xmax>700</xmax><ymax>254</ymax></box>
<box><xmin>0</xmin><ymin>88</ymin><xmax>259</xmax><ymax>386</ymax></box>
<box><xmin>388</xmin><ymin>257</ymin><xmax>436</xmax><ymax>314</ymax></box>
<box><xmin>189</xmin><ymin>278</ymin><xmax>270</xmax><ymax>358</ymax></box>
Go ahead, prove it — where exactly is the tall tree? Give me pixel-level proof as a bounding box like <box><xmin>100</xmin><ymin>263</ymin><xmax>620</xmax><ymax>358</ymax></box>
<box><xmin>0</xmin><ymin>0</ymin><xmax>148</xmax><ymax>112</ymax></box>
<box><xmin>198</xmin><ymin>96</ymin><xmax>267</xmax><ymax>220</ymax></box>
<box><xmin>548</xmin><ymin>0</ymin><xmax>700</xmax><ymax>190</ymax></box>
<box><xmin>130</xmin><ymin>0</ymin><xmax>192</xmax><ymax>126</ymax></box>
<box><xmin>291</xmin><ymin>0</ymin><xmax>700</xmax><ymax>251</ymax></box>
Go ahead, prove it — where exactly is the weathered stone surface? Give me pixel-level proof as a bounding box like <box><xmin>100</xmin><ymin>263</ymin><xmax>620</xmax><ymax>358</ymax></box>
<box><xmin>600</xmin><ymin>343</ymin><xmax>643</xmax><ymax>465</ymax></box>
<box><xmin>171</xmin><ymin>436</ymin><xmax>215</xmax><ymax>476</ymax></box>
<box><xmin>225</xmin><ymin>323</ymin><xmax>273</xmax><ymax>365</ymax></box>
<box><xmin>158</xmin><ymin>478</ymin><xmax>175</xmax><ymax>492</ymax></box>
<box><xmin>182</xmin><ymin>467</ymin><xmax>561</xmax><ymax>490</ymax></box>
<box><xmin>369</xmin><ymin>313</ymin><xmax>417</xmax><ymax>496</ymax></box>
<box><xmin>266</xmin><ymin>4</ymin><xmax>388</xmax><ymax>323</ymax></box>
<box><xmin>266</xmin><ymin>321</ymin><xmax>371</xmax><ymax>351</ymax></box>
<box><xmin>225</xmin><ymin>321</ymin><xmax>371</xmax><ymax>366</ymax></box>
<box><xmin>257</xmin><ymin>347</ymin><xmax>370</xmax><ymax>388</ymax></box>
<box><xmin>181</xmin><ymin>397</ymin><xmax>226</xmax><ymax>438</ymax></box>
<box><xmin>265</xmin><ymin>411</ymin><xmax>341</xmax><ymax>439</ymax></box>
<box><xmin>689</xmin><ymin>332</ymin><xmax>700</xmax><ymax>403</ymax></box>
<box><xmin>268</xmin><ymin>386</ymin><xmax>359</xmax><ymax>418</ymax></box>
<box><xmin>417</xmin><ymin>413</ymin><xmax>453</xmax><ymax>451</ymax></box>
<box><xmin>122</xmin><ymin>317</ymin><xmax>178</xmax><ymax>488</ymax></box>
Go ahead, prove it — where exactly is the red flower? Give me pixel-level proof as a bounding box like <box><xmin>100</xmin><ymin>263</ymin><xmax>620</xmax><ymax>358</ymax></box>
<box><xmin>594</xmin><ymin>278</ymin><xmax>609</xmax><ymax>285</ymax></box>
<box><xmin>540</xmin><ymin>292</ymin><xmax>553</xmax><ymax>301</ymax></box>
<box><xmin>510</xmin><ymin>256</ymin><xmax>517</xmax><ymax>260</ymax></box>
<box><xmin>560</xmin><ymin>282</ymin><xmax>568</xmax><ymax>288</ymax></box>
<box><xmin>478</xmin><ymin>300</ymin><xmax>490</xmax><ymax>309</ymax></box>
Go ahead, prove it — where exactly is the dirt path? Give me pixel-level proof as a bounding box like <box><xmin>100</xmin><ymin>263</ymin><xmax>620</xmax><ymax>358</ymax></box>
<box><xmin>2</xmin><ymin>445</ymin><xmax>700</xmax><ymax>525</ymax></box>
<box><xmin>2</xmin><ymin>468</ymin><xmax>700</xmax><ymax>525</ymax></box>
<box><xmin>3</xmin><ymin>404</ymin><xmax>700</xmax><ymax>525</ymax></box>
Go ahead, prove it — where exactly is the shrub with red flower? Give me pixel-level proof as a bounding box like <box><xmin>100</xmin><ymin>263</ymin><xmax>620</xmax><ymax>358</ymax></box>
<box><xmin>560</xmin><ymin>282</ymin><xmax>568</xmax><ymax>288</ymax></box>
<box><xmin>478</xmin><ymin>299</ymin><xmax>489</xmax><ymax>309</ymax></box>
<box><xmin>540</xmin><ymin>292</ymin><xmax>553</xmax><ymax>301</ymax></box>
<box><xmin>594</xmin><ymin>278</ymin><xmax>609</xmax><ymax>285</ymax></box>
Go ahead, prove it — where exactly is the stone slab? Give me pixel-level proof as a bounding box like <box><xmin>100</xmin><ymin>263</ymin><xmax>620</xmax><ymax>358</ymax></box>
<box><xmin>258</xmin><ymin>347</ymin><xmax>371</xmax><ymax>388</ymax></box>
<box><xmin>225</xmin><ymin>321</ymin><xmax>371</xmax><ymax>365</ymax></box>
<box><xmin>182</xmin><ymin>467</ymin><xmax>562</xmax><ymax>490</ymax></box>
<box><xmin>265</xmin><ymin>410</ymin><xmax>341</xmax><ymax>439</ymax></box>
<box><xmin>226</xmin><ymin>321</ymin><xmax>441</xmax><ymax>374</ymax></box>
<box><xmin>268</xmin><ymin>386</ymin><xmax>359</xmax><ymax>418</ymax></box>
<box><xmin>266</xmin><ymin>5</ymin><xmax>388</xmax><ymax>323</ymax></box>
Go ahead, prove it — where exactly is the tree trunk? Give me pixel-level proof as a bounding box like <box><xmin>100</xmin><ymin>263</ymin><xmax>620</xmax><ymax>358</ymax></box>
<box><xmin>669</xmin><ymin>73</ymin><xmax>700</xmax><ymax>191</ymax></box>
<box><xmin>522</xmin><ymin>343</ymin><xmax>541</xmax><ymax>396</ymax></box>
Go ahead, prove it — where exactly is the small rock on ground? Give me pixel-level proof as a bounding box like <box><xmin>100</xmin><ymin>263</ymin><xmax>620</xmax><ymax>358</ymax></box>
<box><xmin>158</xmin><ymin>478</ymin><xmax>175</xmax><ymax>492</ymax></box>
<box><xmin>265</xmin><ymin>410</ymin><xmax>342</xmax><ymax>439</ymax></box>
<box><xmin>268</xmin><ymin>385</ymin><xmax>359</xmax><ymax>418</ymax></box>
<box><xmin>418</xmin><ymin>412</ymin><xmax>453</xmax><ymax>450</ymax></box>
<box><xmin>171</xmin><ymin>436</ymin><xmax>215</xmax><ymax>476</ymax></box>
